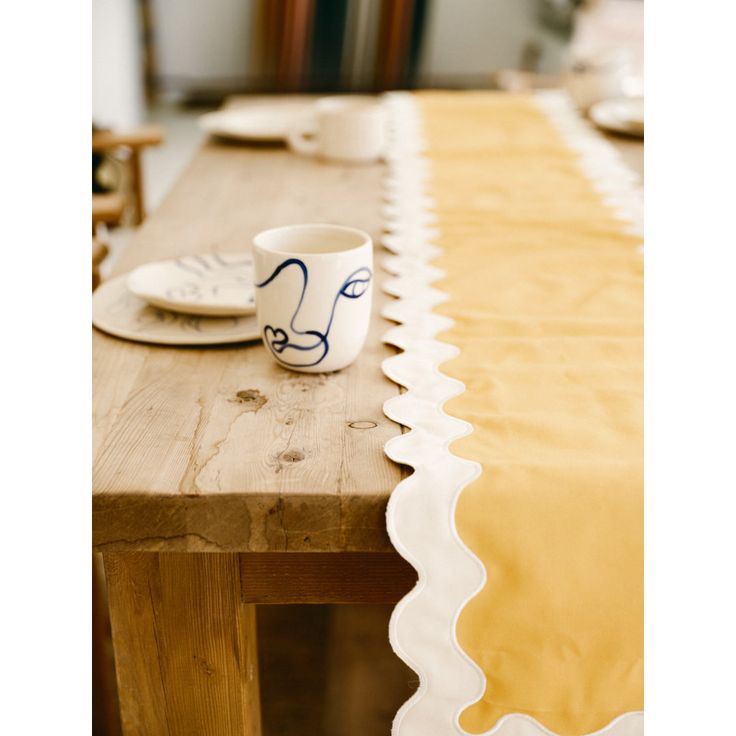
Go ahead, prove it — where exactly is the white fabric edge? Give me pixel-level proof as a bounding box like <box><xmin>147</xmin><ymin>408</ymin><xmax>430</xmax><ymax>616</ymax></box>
<box><xmin>380</xmin><ymin>91</ymin><xmax>644</xmax><ymax>736</ymax></box>
<box><xmin>381</xmin><ymin>92</ymin><xmax>487</xmax><ymax>736</ymax></box>
<box><xmin>535</xmin><ymin>90</ymin><xmax>644</xmax><ymax>249</ymax></box>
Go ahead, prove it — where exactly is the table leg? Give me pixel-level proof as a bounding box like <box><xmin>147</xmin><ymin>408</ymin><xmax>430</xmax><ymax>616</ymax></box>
<box><xmin>92</xmin><ymin>554</ymin><xmax>121</xmax><ymax>735</ymax></box>
<box><xmin>103</xmin><ymin>552</ymin><xmax>262</xmax><ymax>736</ymax></box>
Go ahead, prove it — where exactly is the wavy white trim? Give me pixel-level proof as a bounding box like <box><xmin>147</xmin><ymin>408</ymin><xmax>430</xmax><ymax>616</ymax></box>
<box><xmin>481</xmin><ymin>712</ymin><xmax>644</xmax><ymax>736</ymax></box>
<box><xmin>535</xmin><ymin>91</ymin><xmax>644</xmax><ymax>247</ymax></box>
<box><xmin>381</xmin><ymin>92</ymin><xmax>487</xmax><ymax>736</ymax></box>
<box><xmin>380</xmin><ymin>91</ymin><xmax>643</xmax><ymax>736</ymax></box>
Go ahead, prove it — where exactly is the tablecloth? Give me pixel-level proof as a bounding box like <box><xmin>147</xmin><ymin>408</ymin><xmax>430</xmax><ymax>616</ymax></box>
<box><xmin>382</xmin><ymin>91</ymin><xmax>643</xmax><ymax>736</ymax></box>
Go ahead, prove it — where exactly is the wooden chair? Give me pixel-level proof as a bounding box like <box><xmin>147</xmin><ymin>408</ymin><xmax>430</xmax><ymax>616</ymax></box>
<box><xmin>92</xmin><ymin>239</ymin><xmax>109</xmax><ymax>292</ymax></box>
<box><xmin>92</xmin><ymin>193</ymin><xmax>126</xmax><ymax>232</ymax></box>
<box><xmin>92</xmin><ymin>124</ymin><xmax>165</xmax><ymax>225</ymax></box>
<box><xmin>91</xmin><ymin>125</ymin><xmax>164</xmax><ymax>291</ymax></box>
<box><xmin>91</xmin><ymin>194</ymin><xmax>121</xmax><ymax>292</ymax></box>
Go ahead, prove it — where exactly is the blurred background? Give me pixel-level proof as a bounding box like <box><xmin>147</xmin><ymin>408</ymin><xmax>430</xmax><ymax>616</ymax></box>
<box><xmin>94</xmin><ymin>0</ymin><xmax>588</xmax><ymax>126</ymax></box>
<box><xmin>92</xmin><ymin>0</ymin><xmax>642</xmax><ymax>245</ymax></box>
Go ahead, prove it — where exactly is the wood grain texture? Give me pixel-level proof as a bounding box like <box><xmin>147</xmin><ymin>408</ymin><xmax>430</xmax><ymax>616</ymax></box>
<box><xmin>93</xmin><ymin>96</ymin><xmax>404</xmax><ymax>554</ymax></box>
<box><xmin>104</xmin><ymin>553</ymin><xmax>262</xmax><ymax>736</ymax></box>
<box><xmin>239</xmin><ymin>552</ymin><xmax>416</xmax><ymax>604</ymax></box>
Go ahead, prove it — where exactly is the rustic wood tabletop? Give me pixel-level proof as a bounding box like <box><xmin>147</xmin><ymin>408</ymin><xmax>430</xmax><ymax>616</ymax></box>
<box><xmin>93</xmin><ymin>99</ymin><xmax>407</xmax><ymax>556</ymax></box>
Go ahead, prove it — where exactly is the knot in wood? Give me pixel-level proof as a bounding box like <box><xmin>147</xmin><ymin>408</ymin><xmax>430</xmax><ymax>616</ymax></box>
<box><xmin>193</xmin><ymin>656</ymin><xmax>215</xmax><ymax>676</ymax></box>
<box><xmin>279</xmin><ymin>449</ymin><xmax>305</xmax><ymax>463</ymax></box>
<box><xmin>233</xmin><ymin>388</ymin><xmax>267</xmax><ymax>412</ymax></box>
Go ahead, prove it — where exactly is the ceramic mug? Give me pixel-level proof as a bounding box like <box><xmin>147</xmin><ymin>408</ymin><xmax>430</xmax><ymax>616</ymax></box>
<box><xmin>562</xmin><ymin>47</ymin><xmax>629</xmax><ymax>110</ymax></box>
<box><xmin>252</xmin><ymin>224</ymin><xmax>373</xmax><ymax>373</ymax></box>
<box><xmin>287</xmin><ymin>97</ymin><xmax>386</xmax><ymax>164</ymax></box>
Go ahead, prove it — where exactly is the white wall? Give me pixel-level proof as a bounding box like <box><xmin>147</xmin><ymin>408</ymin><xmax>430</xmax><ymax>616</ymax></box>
<box><xmin>419</xmin><ymin>0</ymin><xmax>567</xmax><ymax>87</ymax></box>
<box><xmin>152</xmin><ymin>0</ymin><xmax>255</xmax><ymax>92</ymax></box>
<box><xmin>92</xmin><ymin>0</ymin><xmax>145</xmax><ymax>128</ymax></box>
<box><xmin>131</xmin><ymin>0</ymin><xmax>569</xmax><ymax>98</ymax></box>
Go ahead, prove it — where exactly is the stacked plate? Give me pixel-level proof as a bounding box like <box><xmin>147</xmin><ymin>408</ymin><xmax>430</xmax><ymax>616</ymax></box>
<box><xmin>589</xmin><ymin>96</ymin><xmax>644</xmax><ymax>138</ymax></box>
<box><xmin>92</xmin><ymin>253</ymin><xmax>261</xmax><ymax>346</ymax></box>
<box><xmin>199</xmin><ymin>100</ymin><xmax>313</xmax><ymax>143</ymax></box>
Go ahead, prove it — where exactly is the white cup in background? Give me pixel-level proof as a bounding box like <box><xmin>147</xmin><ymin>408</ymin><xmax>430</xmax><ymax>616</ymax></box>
<box><xmin>562</xmin><ymin>47</ymin><xmax>629</xmax><ymax>111</ymax></box>
<box><xmin>287</xmin><ymin>97</ymin><xmax>386</xmax><ymax>164</ymax></box>
<box><xmin>253</xmin><ymin>224</ymin><xmax>373</xmax><ymax>373</ymax></box>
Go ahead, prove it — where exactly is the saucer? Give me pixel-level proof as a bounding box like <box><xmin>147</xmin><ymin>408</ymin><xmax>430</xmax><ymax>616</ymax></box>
<box><xmin>199</xmin><ymin>102</ymin><xmax>310</xmax><ymax>142</ymax></box>
<box><xmin>93</xmin><ymin>275</ymin><xmax>261</xmax><ymax>346</ymax></box>
<box><xmin>589</xmin><ymin>96</ymin><xmax>644</xmax><ymax>137</ymax></box>
<box><xmin>127</xmin><ymin>252</ymin><xmax>256</xmax><ymax>317</ymax></box>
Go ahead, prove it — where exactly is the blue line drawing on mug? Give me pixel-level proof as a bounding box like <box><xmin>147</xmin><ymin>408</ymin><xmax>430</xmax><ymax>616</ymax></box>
<box><xmin>256</xmin><ymin>258</ymin><xmax>372</xmax><ymax>368</ymax></box>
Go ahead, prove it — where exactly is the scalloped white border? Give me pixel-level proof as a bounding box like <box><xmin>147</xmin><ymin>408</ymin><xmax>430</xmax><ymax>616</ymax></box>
<box><xmin>380</xmin><ymin>92</ymin><xmax>486</xmax><ymax>735</ymax></box>
<box><xmin>380</xmin><ymin>91</ymin><xmax>643</xmax><ymax>736</ymax></box>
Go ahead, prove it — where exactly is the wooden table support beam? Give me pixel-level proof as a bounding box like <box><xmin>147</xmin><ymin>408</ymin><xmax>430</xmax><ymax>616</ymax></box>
<box><xmin>240</xmin><ymin>552</ymin><xmax>417</xmax><ymax>604</ymax></box>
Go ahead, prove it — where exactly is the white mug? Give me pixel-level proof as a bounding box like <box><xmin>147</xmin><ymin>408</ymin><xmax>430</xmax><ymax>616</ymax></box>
<box><xmin>562</xmin><ymin>47</ymin><xmax>629</xmax><ymax>110</ymax></box>
<box><xmin>287</xmin><ymin>96</ymin><xmax>386</xmax><ymax>164</ymax></box>
<box><xmin>252</xmin><ymin>224</ymin><xmax>373</xmax><ymax>373</ymax></box>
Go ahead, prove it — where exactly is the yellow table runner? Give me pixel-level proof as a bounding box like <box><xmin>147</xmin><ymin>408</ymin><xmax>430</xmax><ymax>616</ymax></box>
<box><xmin>388</xmin><ymin>92</ymin><xmax>642</xmax><ymax>736</ymax></box>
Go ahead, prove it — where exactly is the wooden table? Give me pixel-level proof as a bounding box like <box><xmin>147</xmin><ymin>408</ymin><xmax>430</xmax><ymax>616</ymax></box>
<box><xmin>93</xmin><ymin>95</ymin><xmax>642</xmax><ymax>735</ymax></box>
<box><xmin>93</xmin><ymin>98</ymin><xmax>417</xmax><ymax>735</ymax></box>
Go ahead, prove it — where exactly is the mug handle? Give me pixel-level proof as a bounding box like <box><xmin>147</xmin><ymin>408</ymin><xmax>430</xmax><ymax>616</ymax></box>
<box><xmin>287</xmin><ymin>112</ymin><xmax>320</xmax><ymax>156</ymax></box>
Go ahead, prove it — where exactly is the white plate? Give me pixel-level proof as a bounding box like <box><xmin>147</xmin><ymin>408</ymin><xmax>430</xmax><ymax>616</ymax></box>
<box><xmin>199</xmin><ymin>102</ymin><xmax>310</xmax><ymax>142</ymax></box>
<box><xmin>127</xmin><ymin>253</ymin><xmax>256</xmax><ymax>317</ymax></box>
<box><xmin>93</xmin><ymin>275</ymin><xmax>261</xmax><ymax>346</ymax></box>
<box><xmin>589</xmin><ymin>96</ymin><xmax>644</xmax><ymax>137</ymax></box>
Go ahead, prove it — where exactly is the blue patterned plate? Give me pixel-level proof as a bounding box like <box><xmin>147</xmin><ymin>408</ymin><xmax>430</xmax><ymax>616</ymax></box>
<box><xmin>127</xmin><ymin>252</ymin><xmax>256</xmax><ymax>317</ymax></box>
